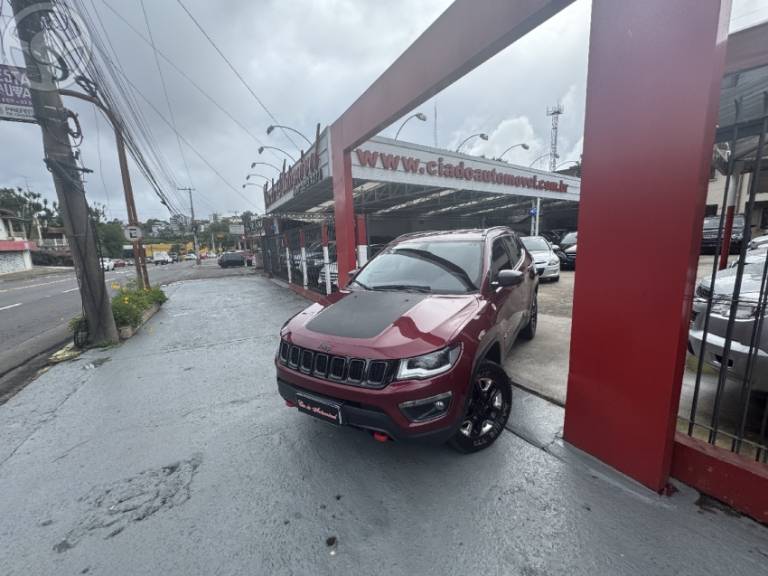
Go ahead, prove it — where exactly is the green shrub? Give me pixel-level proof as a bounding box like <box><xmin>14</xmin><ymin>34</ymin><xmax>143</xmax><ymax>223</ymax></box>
<box><xmin>110</xmin><ymin>284</ymin><xmax>168</xmax><ymax>328</ymax></box>
<box><xmin>111</xmin><ymin>297</ymin><xmax>144</xmax><ymax>328</ymax></box>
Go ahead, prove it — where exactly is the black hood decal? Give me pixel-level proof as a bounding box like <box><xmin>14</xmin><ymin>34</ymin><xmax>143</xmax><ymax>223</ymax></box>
<box><xmin>305</xmin><ymin>291</ymin><xmax>427</xmax><ymax>339</ymax></box>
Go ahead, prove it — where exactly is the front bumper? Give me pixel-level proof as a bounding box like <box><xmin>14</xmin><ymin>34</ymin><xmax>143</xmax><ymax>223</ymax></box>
<box><xmin>275</xmin><ymin>362</ymin><xmax>468</xmax><ymax>442</ymax></box>
<box><xmin>536</xmin><ymin>262</ymin><xmax>560</xmax><ymax>278</ymax></box>
<box><xmin>688</xmin><ymin>304</ymin><xmax>768</xmax><ymax>392</ymax></box>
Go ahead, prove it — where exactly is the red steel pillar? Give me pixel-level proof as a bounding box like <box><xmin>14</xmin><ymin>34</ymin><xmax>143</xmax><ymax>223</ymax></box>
<box><xmin>331</xmin><ymin>122</ymin><xmax>356</xmax><ymax>287</ymax></box>
<box><xmin>563</xmin><ymin>0</ymin><xmax>732</xmax><ymax>491</ymax></box>
<box><xmin>355</xmin><ymin>214</ymin><xmax>369</xmax><ymax>269</ymax></box>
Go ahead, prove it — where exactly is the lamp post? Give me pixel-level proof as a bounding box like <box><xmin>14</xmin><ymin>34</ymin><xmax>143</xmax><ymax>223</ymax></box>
<box><xmin>528</xmin><ymin>152</ymin><xmax>559</xmax><ymax>168</ymax></box>
<box><xmin>498</xmin><ymin>142</ymin><xmax>530</xmax><ymax>160</ymax></box>
<box><xmin>258</xmin><ymin>145</ymin><xmax>295</xmax><ymax>162</ymax></box>
<box><xmin>394</xmin><ymin>112</ymin><xmax>427</xmax><ymax>140</ymax></box>
<box><xmin>250</xmin><ymin>160</ymin><xmax>282</xmax><ymax>172</ymax></box>
<box><xmin>246</xmin><ymin>173</ymin><xmax>271</xmax><ymax>181</ymax></box>
<box><xmin>266</xmin><ymin>124</ymin><xmax>313</xmax><ymax>146</ymax></box>
<box><xmin>242</xmin><ymin>183</ymin><xmax>261</xmax><ymax>188</ymax></box>
<box><xmin>456</xmin><ymin>132</ymin><xmax>488</xmax><ymax>153</ymax></box>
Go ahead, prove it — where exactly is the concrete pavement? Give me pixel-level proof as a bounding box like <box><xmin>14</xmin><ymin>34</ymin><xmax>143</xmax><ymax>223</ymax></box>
<box><xmin>0</xmin><ymin>274</ymin><xmax>765</xmax><ymax>575</ymax></box>
<box><xmin>0</xmin><ymin>260</ymin><xmax>254</xmax><ymax>404</ymax></box>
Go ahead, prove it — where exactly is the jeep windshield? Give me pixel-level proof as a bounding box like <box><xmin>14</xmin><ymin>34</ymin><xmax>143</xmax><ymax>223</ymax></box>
<box><xmin>353</xmin><ymin>240</ymin><xmax>482</xmax><ymax>294</ymax></box>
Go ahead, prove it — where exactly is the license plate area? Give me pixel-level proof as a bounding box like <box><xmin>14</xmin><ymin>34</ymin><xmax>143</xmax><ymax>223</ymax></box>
<box><xmin>296</xmin><ymin>393</ymin><xmax>343</xmax><ymax>425</ymax></box>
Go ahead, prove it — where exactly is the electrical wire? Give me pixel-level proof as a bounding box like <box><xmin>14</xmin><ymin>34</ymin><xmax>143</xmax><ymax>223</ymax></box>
<box><xmin>174</xmin><ymin>0</ymin><xmax>301</xmax><ymax>151</ymax></box>
<box><xmin>139</xmin><ymin>0</ymin><xmax>194</xmax><ymax>192</ymax></box>
<box><xmin>96</xmin><ymin>0</ymin><xmax>278</xmax><ymax>162</ymax></box>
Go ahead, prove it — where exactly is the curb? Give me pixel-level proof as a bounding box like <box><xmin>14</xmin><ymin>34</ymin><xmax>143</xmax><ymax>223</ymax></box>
<box><xmin>118</xmin><ymin>303</ymin><xmax>161</xmax><ymax>340</ymax></box>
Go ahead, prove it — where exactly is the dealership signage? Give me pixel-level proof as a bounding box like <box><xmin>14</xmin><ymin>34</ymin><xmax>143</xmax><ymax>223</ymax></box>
<box><xmin>264</xmin><ymin>124</ymin><xmax>330</xmax><ymax>211</ymax></box>
<box><xmin>0</xmin><ymin>65</ymin><xmax>35</xmax><ymax>123</ymax></box>
<box><xmin>351</xmin><ymin>137</ymin><xmax>580</xmax><ymax>201</ymax></box>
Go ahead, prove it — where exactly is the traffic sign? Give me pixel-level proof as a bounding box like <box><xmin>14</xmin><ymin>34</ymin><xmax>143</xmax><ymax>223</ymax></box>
<box><xmin>123</xmin><ymin>225</ymin><xmax>143</xmax><ymax>241</ymax></box>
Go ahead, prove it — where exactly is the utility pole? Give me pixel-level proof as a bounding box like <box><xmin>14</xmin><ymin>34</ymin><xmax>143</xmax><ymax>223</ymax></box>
<box><xmin>178</xmin><ymin>187</ymin><xmax>200</xmax><ymax>264</ymax></box>
<box><xmin>11</xmin><ymin>0</ymin><xmax>118</xmax><ymax>344</ymax></box>
<box><xmin>59</xmin><ymin>89</ymin><xmax>150</xmax><ymax>290</ymax></box>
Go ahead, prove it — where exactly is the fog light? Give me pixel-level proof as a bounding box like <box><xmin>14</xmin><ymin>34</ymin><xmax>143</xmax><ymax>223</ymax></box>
<box><xmin>399</xmin><ymin>392</ymin><xmax>452</xmax><ymax>423</ymax></box>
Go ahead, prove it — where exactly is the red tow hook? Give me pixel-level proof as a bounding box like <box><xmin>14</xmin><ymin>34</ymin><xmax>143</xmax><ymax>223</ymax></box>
<box><xmin>285</xmin><ymin>400</ymin><xmax>296</xmax><ymax>408</ymax></box>
<box><xmin>372</xmin><ymin>432</ymin><xmax>391</xmax><ymax>443</ymax></box>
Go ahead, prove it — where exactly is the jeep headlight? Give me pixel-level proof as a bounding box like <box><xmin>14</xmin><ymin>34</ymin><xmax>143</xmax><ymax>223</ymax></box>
<box><xmin>396</xmin><ymin>344</ymin><xmax>462</xmax><ymax>380</ymax></box>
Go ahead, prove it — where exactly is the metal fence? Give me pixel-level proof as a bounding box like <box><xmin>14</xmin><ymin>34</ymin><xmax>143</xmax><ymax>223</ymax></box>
<box><xmin>262</xmin><ymin>220</ymin><xmax>337</xmax><ymax>295</ymax></box>
<box><xmin>680</xmin><ymin>101</ymin><xmax>768</xmax><ymax>462</ymax></box>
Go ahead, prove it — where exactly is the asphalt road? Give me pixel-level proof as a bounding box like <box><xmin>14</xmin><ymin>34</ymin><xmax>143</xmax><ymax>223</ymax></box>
<box><xmin>1</xmin><ymin>275</ymin><xmax>764</xmax><ymax>576</ymax></box>
<box><xmin>0</xmin><ymin>260</ymin><xmax>249</xmax><ymax>398</ymax></box>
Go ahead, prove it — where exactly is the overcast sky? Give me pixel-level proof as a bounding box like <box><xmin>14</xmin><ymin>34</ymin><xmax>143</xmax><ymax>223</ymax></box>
<box><xmin>1</xmin><ymin>0</ymin><xmax>766</xmax><ymax>222</ymax></box>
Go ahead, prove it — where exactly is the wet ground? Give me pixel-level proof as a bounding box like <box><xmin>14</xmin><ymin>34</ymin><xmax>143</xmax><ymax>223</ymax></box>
<box><xmin>0</xmin><ymin>274</ymin><xmax>766</xmax><ymax>575</ymax></box>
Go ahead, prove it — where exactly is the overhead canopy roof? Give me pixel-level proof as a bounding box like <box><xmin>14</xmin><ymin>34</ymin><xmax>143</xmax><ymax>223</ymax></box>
<box><xmin>267</xmin><ymin>135</ymin><xmax>580</xmax><ymax>222</ymax></box>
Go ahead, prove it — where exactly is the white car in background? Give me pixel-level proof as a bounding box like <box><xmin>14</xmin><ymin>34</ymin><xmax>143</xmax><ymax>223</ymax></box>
<box><xmin>521</xmin><ymin>235</ymin><xmax>560</xmax><ymax>281</ymax></box>
<box><xmin>100</xmin><ymin>257</ymin><xmax>115</xmax><ymax>271</ymax></box>
<box><xmin>748</xmin><ymin>233</ymin><xmax>768</xmax><ymax>252</ymax></box>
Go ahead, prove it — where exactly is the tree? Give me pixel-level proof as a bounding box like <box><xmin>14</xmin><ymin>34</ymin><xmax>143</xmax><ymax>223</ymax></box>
<box><xmin>98</xmin><ymin>221</ymin><xmax>125</xmax><ymax>258</ymax></box>
<box><xmin>0</xmin><ymin>186</ymin><xmax>60</xmax><ymax>236</ymax></box>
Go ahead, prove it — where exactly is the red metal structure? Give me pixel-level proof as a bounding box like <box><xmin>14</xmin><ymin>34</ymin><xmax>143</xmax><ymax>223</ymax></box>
<box><xmin>327</xmin><ymin>0</ymin><xmax>767</xmax><ymax>520</ymax></box>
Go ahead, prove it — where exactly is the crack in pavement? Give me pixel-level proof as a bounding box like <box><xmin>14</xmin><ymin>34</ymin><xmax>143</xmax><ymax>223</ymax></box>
<box><xmin>54</xmin><ymin>454</ymin><xmax>202</xmax><ymax>553</ymax></box>
<box><xmin>0</xmin><ymin>376</ymin><xmax>92</xmax><ymax>470</ymax></box>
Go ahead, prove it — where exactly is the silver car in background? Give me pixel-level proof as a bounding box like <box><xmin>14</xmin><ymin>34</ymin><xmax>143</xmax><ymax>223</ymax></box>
<box><xmin>521</xmin><ymin>236</ymin><xmax>560</xmax><ymax>282</ymax></box>
<box><xmin>688</xmin><ymin>262</ymin><xmax>768</xmax><ymax>392</ymax></box>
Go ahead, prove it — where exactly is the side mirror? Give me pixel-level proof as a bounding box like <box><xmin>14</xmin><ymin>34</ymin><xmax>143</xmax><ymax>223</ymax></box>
<box><xmin>493</xmin><ymin>269</ymin><xmax>524</xmax><ymax>288</ymax></box>
<box><xmin>552</xmin><ymin>244</ymin><xmax>560</xmax><ymax>251</ymax></box>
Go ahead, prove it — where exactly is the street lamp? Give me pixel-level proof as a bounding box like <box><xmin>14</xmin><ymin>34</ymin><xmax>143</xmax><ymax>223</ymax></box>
<box><xmin>394</xmin><ymin>112</ymin><xmax>427</xmax><ymax>140</ymax></box>
<box><xmin>250</xmin><ymin>160</ymin><xmax>282</xmax><ymax>172</ymax></box>
<box><xmin>456</xmin><ymin>132</ymin><xmax>489</xmax><ymax>153</ymax></box>
<box><xmin>258</xmin><ymin>145</ymin><xmax>296</xmax><ymax>162</ymax></box>
<box><xmin>246</xmin><ymin>173</ymin><xmax>271</xmax><ymax>181</ymax></box>
<box><xmin>242</xmin><ymin>182</ymin><xmax>261</xmax><ymax>189</ymax></box>
<box><xmin>498</xmin><ymin>142</ymin><xmax>530</xmax><ymax>160</ymax></box>
<box><xmin>266</xmin><ymin>124</ymin><xmax>313</xmax><ymax>146</ymax></box>
<box><xmin>528</xmin><ymin>152</ymin><xmax>559</xmax><ymax>167</ymax></box>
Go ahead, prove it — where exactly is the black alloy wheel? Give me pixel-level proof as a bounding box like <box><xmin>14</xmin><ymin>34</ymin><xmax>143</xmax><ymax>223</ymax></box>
<box><xmin>449</xmin><ymin>360</ymin><xmax>512</xmax><ymax>453</ymax></box>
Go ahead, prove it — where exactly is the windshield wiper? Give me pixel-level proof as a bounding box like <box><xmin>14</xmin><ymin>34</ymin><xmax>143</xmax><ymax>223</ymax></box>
<box><xmin>371</xmin><ymin>284</ymin><xmax>432</xmax><ymax>293</ymax></box>
<box><xmin>350</xmin><ymin>278</ymin><xmax>371</xmax><ymax>290</ymax></box>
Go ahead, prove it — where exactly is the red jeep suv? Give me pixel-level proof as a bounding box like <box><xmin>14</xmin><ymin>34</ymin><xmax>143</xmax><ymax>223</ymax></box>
<box><xmin>276</xmin><ymin>227</ymin><xmax>538</xmax><ymax>452</ymax></box>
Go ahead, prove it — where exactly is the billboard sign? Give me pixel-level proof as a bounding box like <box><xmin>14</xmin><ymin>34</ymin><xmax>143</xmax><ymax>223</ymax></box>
<box><xmin>0</xmin><ymin>65</ymin><xmax>35</xmax><ymax>123</ymax></box>
<box><xmin>229</xmin><ymin>224</ymin><xmax>245</xmax><ymax>236</ymax></box>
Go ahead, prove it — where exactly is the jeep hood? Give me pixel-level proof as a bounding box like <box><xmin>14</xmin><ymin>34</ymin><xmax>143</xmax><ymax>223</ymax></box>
<box><xmin>283</xmin><ymin>290</ymin><xmax>480</xmax><ymax>359</ymax></box>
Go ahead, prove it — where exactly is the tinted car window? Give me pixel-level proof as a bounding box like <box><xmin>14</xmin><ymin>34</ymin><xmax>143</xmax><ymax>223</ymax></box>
<box><xmin>504</xmin><ymin>236</ymin><xmax>522</xmax><ymax>263</ymax></box>
<box><xmin>490</xmin><ymin>238</ymin><xmax>512</xmax><ymax>280</ymax></box>
<box><xmin>354</xmin><ymin>240</ymin><xmax>482</xmax><ymax>294</ymax></box>
<box><xmin>561</xmin><ymin>232</ymin><xmax>577</xmax><ymax>244</ymax></box>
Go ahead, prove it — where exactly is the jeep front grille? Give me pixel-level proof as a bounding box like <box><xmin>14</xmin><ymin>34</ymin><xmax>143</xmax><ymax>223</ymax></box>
<box><xmin>278</xmin><ymin>340</ymin><xmax>396</xmax><ymax>389</ymax></box>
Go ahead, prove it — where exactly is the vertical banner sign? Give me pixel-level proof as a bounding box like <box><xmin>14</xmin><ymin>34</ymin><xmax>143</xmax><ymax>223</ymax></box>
<box><xmin>0</xmin><ymin>65</ymin><xmax>35</xmax><ymax>123</ymax></box>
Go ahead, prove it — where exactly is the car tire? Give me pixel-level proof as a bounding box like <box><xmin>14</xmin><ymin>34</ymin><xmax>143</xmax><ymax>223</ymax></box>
<box><xmin>519</xmin><ymin>292</ymin><xmax>538</xmax><ymax>340</ymax></box>
<box><xmin>449</xmin><ymin>360</ymin><xmax>512</xmax><ymax>454</ymax></box>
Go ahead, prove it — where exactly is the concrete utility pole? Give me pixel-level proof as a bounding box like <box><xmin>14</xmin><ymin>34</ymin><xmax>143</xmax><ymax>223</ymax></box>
<box><xmin>59</xmin><ymin>89</ymin><xmax>150</xmax><ymax>289</ymax></box>
<box><xmin>178</xmin><ymin>187</ymin><xmax>200</xmax><ymax>264</ymax></box>
<box><xmin>11</xmin><ymin>0</ymin><xmax>118</xmax><ymax>344</ymax></box>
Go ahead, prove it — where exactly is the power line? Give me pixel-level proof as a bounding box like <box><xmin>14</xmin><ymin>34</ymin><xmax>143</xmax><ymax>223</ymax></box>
<box><xmin>174</xmin><ymin>0</ymin><xmax>301</xmax><ymax>152</ymax></box>
<box><xmin>106</xmin><ymin>60</ymin><xmax>259</xmax><ymax>210</ymax></box>
<box><xmin>96</xmin><ymin>0</ymin><xmax>280</xmax><ymax>163</ymax></box>
<box><xmin>139</xmin><ymin>0</ymin><xmax>194</xmax><ymax>191</ymax></box>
